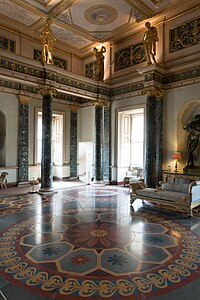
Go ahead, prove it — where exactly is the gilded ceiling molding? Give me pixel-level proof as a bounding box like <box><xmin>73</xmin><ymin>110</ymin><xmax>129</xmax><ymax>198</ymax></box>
<box><xmin>18</xmin><ymin>95</ymin><xmax>30</xmax><ymax>104</ymax></box>
<box><xmin>38</xmin><ymin>85</ymin><xmax>57</xmax><ymax>96</ymax></box>
<box><xmin>48</xmin><ymin>0</ymin><xmax>77</xmax><ymax>18</ymax></box>
<box><xmin>142</xmin><ymin>85</ymin><xmax>164</xmax><ymax>97</ymax></box>
<box><xmin>53</xmin><ymin>19</ymin><xmax>94</xmax><ymax>42</ymax></box>
<box><xmin>125</xmin><ymin>0</ymin><xmax>154</xmax><ymax>17</ymax></box>
<box><xmin>85</xmin><ymin>5</ymin><xmax>118</xmax><ymax>25</ymax></box>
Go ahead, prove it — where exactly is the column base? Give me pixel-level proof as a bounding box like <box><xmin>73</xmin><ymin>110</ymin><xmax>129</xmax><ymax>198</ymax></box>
<box><xmin>17</xmin><ymin>181</ymin><xmax>31</xmax><ymax>187</ymax></box>
<box><xmin>93</xmin><ymin>180</ymin><xmax>105</xmax><ymax>185</ymax></box>
<box><xmin>37</xmin><ymin>188</ymin><xmax>57</xmax><ymax>196</ymax></box>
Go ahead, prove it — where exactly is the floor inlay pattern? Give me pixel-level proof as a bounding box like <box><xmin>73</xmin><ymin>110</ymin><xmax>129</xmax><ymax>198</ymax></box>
<box><xmin>0</xmin><ymin>186</ymin><xmax>200</xmax><ymax>299</ymax></box>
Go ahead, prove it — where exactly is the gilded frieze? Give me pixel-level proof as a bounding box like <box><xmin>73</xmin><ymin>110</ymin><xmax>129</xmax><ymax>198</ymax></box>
<box><xmin>170</xmin><ymin>17</ymin><xmax>200</xmax><ymax>52</ymax></box>
<box><xmin>34</xmin><ymin>49</ymin><xmax>67</xmax><ymax>70</ymax></box>
<box><xmin>164</xmin><ymin>67</ymin><xmax>200</xmax><ymax>84</ymax></box>
<box><xmin>115</xmin><ymin>43</ymin><xmax>146</xmax><ymax>71</ymax></box>
<box><xmin>0</xmin><ymin>37</ymin><xmax>15</xmax><ymax>53</ymax></box>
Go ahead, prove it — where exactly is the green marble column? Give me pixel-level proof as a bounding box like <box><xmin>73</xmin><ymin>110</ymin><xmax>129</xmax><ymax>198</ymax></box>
<box><xmin>70</xmin><ymin>105</ymin><xmax>78</xmax><ymax>178</ymax></box>
<box><xmin>144</xmin><ymin>87</ymin><xmax>163</xmax><ymax>188</ymax></box>
<box><xmin>39</xmin><ymin>88</ymin><xmax>54</xmax><ymax>193</ymax></box>
<box><xmin>94</xmin><ymin>104</ymin><xmax>103</xmax><ymax>182</ymax></box>
<box><xmin>18</xmin><ymin>95</ymin><xmax>30</xmax><ymax>186</ymax></box>
<box><xmin>145</xmin><ymin>95</ymin><xmax>157</xmax><ymax>187</ymax></box>
<box><xmin>156</xmin><ymin>97</ymin><xmax>163</xmax><ymax>185</ymax></box>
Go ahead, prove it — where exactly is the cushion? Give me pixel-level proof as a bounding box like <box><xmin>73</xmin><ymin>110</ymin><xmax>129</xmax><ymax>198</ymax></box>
<box><xmin>161</xmin><ymin>183</ymin><xmax>189</xmax><ymax>194</ymax></box>
<box><xmin>136</xmin><ymin>188</ymin><xmax>190</xmax><ymax>203</ymax></box>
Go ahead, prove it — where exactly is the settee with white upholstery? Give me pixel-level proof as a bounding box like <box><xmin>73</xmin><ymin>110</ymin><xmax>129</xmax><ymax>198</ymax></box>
<box><xmin>130</xmin><ymin>179</ymin><xmax>200</xmax><ymax>216</ymax></box>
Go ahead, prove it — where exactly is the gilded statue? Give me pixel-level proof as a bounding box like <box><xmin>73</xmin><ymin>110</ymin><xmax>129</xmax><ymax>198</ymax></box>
<box><xmin>93</xmin><ymin>46</ymin><xmax>106</xmax><ymax>82</ymax></box>
<box><xmin>143</xmin><ymin>22</ymin><xmax>159</xmax><ymax>64</ymax></box>
<box><xmin>183</xmin><ymin>114</ymin><xmax>200</xmax><ymax>170</ymax></box>
<box><xmin>40</xmin><ymin>20</ymin><xmax>56</xmax><ymax>64</ymax></box>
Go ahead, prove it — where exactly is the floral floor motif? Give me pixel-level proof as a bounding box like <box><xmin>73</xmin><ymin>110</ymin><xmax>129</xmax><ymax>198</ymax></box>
<box><xmin>0</xmin><ymin>185</ymin><xmax>200</xmax><ymax>300</ymax></box>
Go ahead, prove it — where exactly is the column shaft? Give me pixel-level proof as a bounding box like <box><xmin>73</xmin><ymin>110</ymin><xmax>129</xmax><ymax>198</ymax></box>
<box><xmin>103</xmin><ymin>107</ymin><xmax>111</xmax><ymax>182</ymax></box>
<box><xmin>18</xmin><ymin>97</ymin><xmax>29</xmax><ymax>185</ymax></box>
<box><xmin>145</xmin><ymin>96</ymin><xmax>157</xmax><ymax>187</ymax></box>
<box><xmin>94</xmin><ymin>105</ymin><xmax>103</xmax><ymax>181</ymax></box>
<box><xmin>40</xmin><ymin>93</ymin><xmax>53</xmax><ymax>191</ymax></box>
<box><xmin>70</xmin><ymin>111</ymin><xmax>78</xmax><ymax>178</ymax></box>
<box><xmin>156</xmin><ymin>98</ymin><xmax>163</xmax><ymax>185</ymax></box>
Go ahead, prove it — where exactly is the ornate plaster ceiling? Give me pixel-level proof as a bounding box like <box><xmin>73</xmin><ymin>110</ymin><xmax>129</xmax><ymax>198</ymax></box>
<box><xmin>0</xmin><ymin>0</ymin><xmax>199</xmax><ymax>55</ymax></box>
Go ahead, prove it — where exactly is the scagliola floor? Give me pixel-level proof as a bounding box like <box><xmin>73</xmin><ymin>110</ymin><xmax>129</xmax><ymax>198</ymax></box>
<box><xmin>0</xmin><ymin>183</ymin><xmax>200</xmax><ymax>300</ymax></box>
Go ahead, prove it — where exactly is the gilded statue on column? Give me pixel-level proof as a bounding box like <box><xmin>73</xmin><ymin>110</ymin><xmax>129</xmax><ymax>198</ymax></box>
<box><xmin>93</xmin><ymin>46</ymin><xmax>106</xmax><ymax>81</ymax></box>
<box><xmin>143</xmin><ymin>22</ymin><xmax>159</xmax><ymax>64</ymax></box>
<box><xmin>40</xmin><ymin>20</ymin><xmax>56</xmax><ymax>64</ymax></box>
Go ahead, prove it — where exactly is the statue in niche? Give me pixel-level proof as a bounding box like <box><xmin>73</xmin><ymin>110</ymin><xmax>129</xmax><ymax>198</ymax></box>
<box><xmin>93</xmin><ymin>46</ymin><xmax>106</xmax><ymax>81</ymax></box>
<box><xmin>183</xmin><ymin>114</ymin><xmax>200</xmax><ymax>170</ymax></box>
<box><xmin>143</xmin><ymin>22</ymin><xmax>159</xmax><ymax>64</ymax></box>
<box><xmin>40</xmin><ymin>19</ymin><xmax>56</xmax><ymax>64</ymax></box>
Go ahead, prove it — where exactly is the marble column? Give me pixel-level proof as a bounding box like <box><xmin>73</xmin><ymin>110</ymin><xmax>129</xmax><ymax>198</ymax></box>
<box><xmin>94</xmin><ymin>104</ymin><xmax>103</xmax><ymax>182</ymax></box>
<box><xmin>39</xmin><ymin>87</ymin><xmax>54</xmax><ymax>193</ymax></box>
<box><xmin>145</xmin><ymin>95</ymin><xmax>157</xmax><ymax>187</ymax></box>
<box><xmin>18</xmin><ymin>95</ymin><xmax>30</xmax><ymax>186</ymax></box>
<box><xmin>144</xmin><ymin>86</ymin><xmax>164</xmax><ymax>187</ymax></box>
<box><xmin>70</xmin><ymin>105</ymin><xmax>78</xmax><ymax>178</ymax></box>
<box><xmin>156</xmin><ymin>97</ymin><xmax>163</xmax><ymax>185</ymax></box>
<box><xmin>103</xmin><ymin>106</ymin><xmax>111</xmax><ymax>183</ymax></box>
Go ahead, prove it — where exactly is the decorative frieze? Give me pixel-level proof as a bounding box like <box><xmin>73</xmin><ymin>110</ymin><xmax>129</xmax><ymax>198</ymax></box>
<box><xmin>170</xmin><ymin>17</ymin><xmax>200</xmax><ymax>53</ymax></box>
<box><xmin>164</xmin><ymin>67</ymin><xmax>200</xmax><ymax>84</ymax></box>
<box><xmin>34</xmin><ymin>49</ymin><xmax>67</xmax><ymax>70</ymax></box>
<box><xmin>0</xmin><ymin>37</ymin><xmax>15</xmax><ymax>53</ymax></box>
<box><xmin>115</xmin><ymin>43</ymin><xmax>146</xmax><ymax>71</ymax></box>
<box><xmin>111</xmin><ymin>82</ymin><xmax>144</xmax><ymax>97</ymax></box>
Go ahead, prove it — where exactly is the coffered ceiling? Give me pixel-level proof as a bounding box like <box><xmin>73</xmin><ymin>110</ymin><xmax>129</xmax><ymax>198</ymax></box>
<box><xmin>0</xmin><ymin>0</ymin><xmax>199</xmax><ymax>55</ymax></box>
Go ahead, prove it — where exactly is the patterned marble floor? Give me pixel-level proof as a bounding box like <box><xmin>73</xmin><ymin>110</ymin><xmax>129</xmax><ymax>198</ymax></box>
<box><xmin>0</xmin><ymin>185</ymin><xmax>200</xmax><ymax>300</ymax></box>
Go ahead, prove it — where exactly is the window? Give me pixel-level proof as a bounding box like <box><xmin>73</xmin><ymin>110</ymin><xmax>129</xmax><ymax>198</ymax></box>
<box><xmin>36</xmin><ymin>111</ymin><xmax>63</xmax><ymax>165</ymax></box>
<box><xmin>118</xmin><ymin>108</ymin><xmax>144</xmax><ymax>167</ymax></box>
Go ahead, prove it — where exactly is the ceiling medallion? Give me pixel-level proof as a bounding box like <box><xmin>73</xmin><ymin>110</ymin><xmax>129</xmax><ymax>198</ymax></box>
<box><xmin>84</xmin><ymin>5</ymin><xmax>118</xmax><ymax>25</ymax></box>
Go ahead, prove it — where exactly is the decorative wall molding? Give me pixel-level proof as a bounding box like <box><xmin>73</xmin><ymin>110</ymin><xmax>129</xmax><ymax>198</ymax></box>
<box><xmin>0</xmin><ymin>37</ymin><xmax>15</xmax><ymax>53</ymax></box>
<box><xmin>170</xmin><ymin>16</ymin><xmax>200</xmax><ymax>53</ymax></box>
<box><xmin>115</xmin><ymin>43</ymin><xmax>146</xmax><ymax>71</ymax></box>
<box><xmin>34</xmin><ymin>49</ymin><xmax>67</xmax><ymax>70</ymax></box>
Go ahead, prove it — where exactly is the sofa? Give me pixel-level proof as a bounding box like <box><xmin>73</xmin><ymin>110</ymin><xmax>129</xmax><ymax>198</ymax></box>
<box><xmin>130</xmin><ymin>179</ymin><xmax>200</xmax><ymax>216</ymax></box>
<box><xmin>123</xmin><ymin>166</ymin><xmax>144</xmax><ymax>186</ymax></box>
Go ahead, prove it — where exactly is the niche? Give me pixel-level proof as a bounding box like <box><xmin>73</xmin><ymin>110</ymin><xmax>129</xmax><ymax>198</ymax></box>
<box><xmin>0</xmin><ymin>111</ymin><xmax>6</xmax><ymax>166</ymax></box>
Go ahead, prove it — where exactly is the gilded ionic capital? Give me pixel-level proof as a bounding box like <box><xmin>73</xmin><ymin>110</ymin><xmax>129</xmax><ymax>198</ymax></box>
<box><xmin>91</xmin><ymin>99</ymin><xmax>110</xmax><ymax>107</ymax></box>
<box><xmin>70</xmin><ymin>104</ymin><xmax>79</xmax><ymax>113</ymax></box>
<box><xmin>142</xmin><ymin>85</ymin><xmax>164</xmax><ymax>97</ymax></box>
<box><xmin>18</xmin><ymin>95</ymin><xmax>30</xmax><ymax>105</ymax></box>
<box><xmin>38</xmin><ymin>86</ymin><xmax>57</xmax><ymax>97</ymax></box>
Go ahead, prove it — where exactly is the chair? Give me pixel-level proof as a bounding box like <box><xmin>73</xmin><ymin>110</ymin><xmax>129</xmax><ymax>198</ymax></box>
<box><xmin>0</xmin><ymin>172</ymin><xmax>9</xmax><ymax>189</ymax></box>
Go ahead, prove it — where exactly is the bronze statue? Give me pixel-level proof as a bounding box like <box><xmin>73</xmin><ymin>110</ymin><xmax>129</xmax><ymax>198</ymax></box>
<box><xmin>93</xmin><ymin>46</ymin><xmax>106</xmax><ymax>81</ymax></box>
<box><xmin>40</xmin><ymin>20</ymin><xmax>56</xmax><ymax>64</ymax></box>
<box><xmin>143</xmin><ymin>22</ymin><xmax>159</xmax><ymax>64</ymax></box>
<box><xmin>183</xmin><ymin>114</ymin><xmax>200</xmax><ymax>170</ymax></box>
